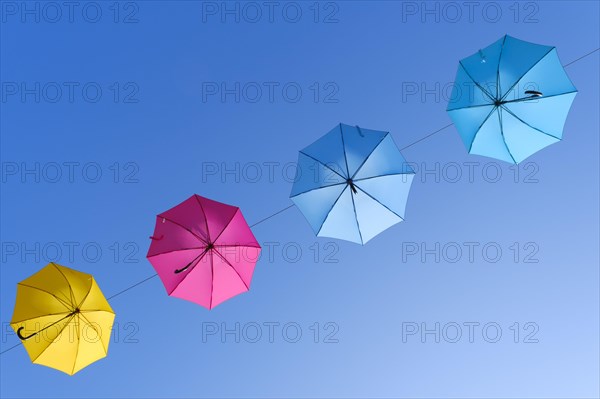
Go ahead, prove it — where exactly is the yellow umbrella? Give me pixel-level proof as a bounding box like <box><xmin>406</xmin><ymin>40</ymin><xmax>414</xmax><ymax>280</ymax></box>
<box><xmin>10</xmin><ymin>263</ymin><xmax>115</xmax><ymax>375</ymax></box>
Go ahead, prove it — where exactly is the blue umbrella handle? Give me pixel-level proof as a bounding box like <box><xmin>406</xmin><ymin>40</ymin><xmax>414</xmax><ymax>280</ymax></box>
<box><xmin>525</xmin><ymin>90</ymin><xmax>543</xmax><ymax>97</ymax></box>
<box><xmin>149</xmin><ymin>235</ymin><xmax>164</xmax><ymax>240</ymax></box>
<box><xmin>347</xmin><ymin>179</ymin><xmax>358</xmax><ymax>194</ymax></box>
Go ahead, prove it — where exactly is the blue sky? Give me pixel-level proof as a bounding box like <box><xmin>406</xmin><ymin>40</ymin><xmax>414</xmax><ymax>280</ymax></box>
<box><xmin>1</xmin><ymin>1</ymin><xmax>599</xmax><ymax>398</ymax></box>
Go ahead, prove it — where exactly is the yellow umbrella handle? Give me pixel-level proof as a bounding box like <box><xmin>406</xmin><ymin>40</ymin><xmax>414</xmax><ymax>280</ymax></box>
<box><xmin>17</xmin><ymin>327</ymin><xmax>39</xmax><ymax>341</ymax></box>
<box><xmin>17</xmin><ymin>310</ymin><xmax>79</xmax><ymax>341</ymax></box>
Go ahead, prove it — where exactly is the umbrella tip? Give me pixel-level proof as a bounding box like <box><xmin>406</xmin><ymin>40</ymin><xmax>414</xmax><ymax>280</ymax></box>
<box><xmin>478</xmin><ymin>49</ymin><xmax>486</xmax><ymax>63</ymax></box>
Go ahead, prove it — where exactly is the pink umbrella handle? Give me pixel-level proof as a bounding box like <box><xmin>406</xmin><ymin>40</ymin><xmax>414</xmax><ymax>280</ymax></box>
<box><xmin>174</xmin><ymin>245</ymin><xmax>212</xmax><ymax>274</ymax></box>
<box><xmin>149</xmin><ymin>235</ymin><xmax>164</xmax><ymax>241</ymax></box>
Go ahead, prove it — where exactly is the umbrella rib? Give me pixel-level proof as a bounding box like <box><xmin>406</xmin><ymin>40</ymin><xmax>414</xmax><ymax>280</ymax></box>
<box><xmin>338</xmin><ymin>124</ymin><xmax>351</xmax><ymax>177</ymax></box>
<box><xmin>500</xmin><ymin>47</ymin><xmax>555</xmax><ymax>102</ymax></box>
<box><xmin>354</xmin><ymin>185</ymin><xmax>406</xmax><ymax>221</ymax></box>
<box><xmin>71</xmin><ymin>316</ymin><xmax>81</xmax><ymax>375</ymax></box>
<box><xmin>159</xmin><ymin>216</ymin><xmax>209</xmax><ymax>245</ymax></box>
<box><xmin>500</xmin><ymin>105</ymin><xmax>561</xmax><ymax>140</ymax></box>
<box><xmin>350</xmin><ymin>133</ymin><xmax>390</xmax><ymax>180</ymax></box>
<box><xmin>447</xmin><ymin>102</ymin><xmax>494</xmax><ymax>112</ymax></box>
<box><xmin>214</xmin><ymin>244</ymin><xmax>261</xmax><ymax>249</ymax></box>
<box><xmin>147</xmin><ymin>246</ymin><xmax>206</xmax><ymax>258</ymax></box>
<box><xmin>51</xmin><ymin>263</ymin><xmax>77</xmax><ymax>309</ymax></box>
<box><xmin>212</xmin><ymin>249</ymin><xmax>250</xmax><ymax>291</ymax></box>
<box><xmin>290</xmin><ymin>182</ymin><xmax>346</xmax><ymax>198</ymax></box>
<box><xmin>299</xmin><ymin>151</ymin><xmax>346</xmax><ymax>180</ymax></box>
<box><xmin>17</xmin><ymin>283</ymin><xmax>72</xmax><ymax>311</ymax></box>
<box><xmin>80</xmin><ymin>309</ymin><xmax>115</xmax><ymax>314</ymax></box>
<box><xmin>458</xmin><ymin>62</ymin><xmax>496</xmax><ymax>102</ymax></box>
<box><xmin>209</xmin><ymin>253</ymin><xmax>214</xmax><ymax>309</ymax></box>
<box><xmin>193</xmin><ymin>195</ymin><xmax>212</xmax><ymax>242</ymax></box>
<box><xmin>11</xmin><ymin>311</ymin><xmax>73</xmax><ymax>325</ymax></box>
<box><xmin>496</xmin><ymin>35</ymin><xmax>507</xmax><ymax>100</ymax></box>
<box><xmin>75</xmin><ymin>277</ymin><xmax>103</xmax><ymax>311</ymax></box>
<box><xmin>497</xmin><ymin>108</ymin><xmax>517</xmax><ymax>164</ymax></box>
<box><xmin>354</xmin><ymin>172</ymin><xmax>414</xmax><ymax>183</ymax></box>
<box><xmin>467</xmin><ymin>107</ymin><xmax>498</xmax><ymax>153</ymax></box>
<box><xmin>212</xmin><ymin>208</ymin><xmax>242</xmax><ymax>245</ymax></box>
<box><xmin>316</xmin><ymin>186</ymin><xmax>348</xmax><ymax>236</ymax></box>
<box><xmin>79</xmin><ymin>313</ymin><xmax>108</xmax><ymax>354</ymax></box>
<box><xmin>348</xmin><ymin>190</ymin><xmax>364</xmax><ymax>245</ymax></box>
<box><xmin>500</xmin><ymin>90</ymin><xmax>577</xmax><ymax>105</ymax></box>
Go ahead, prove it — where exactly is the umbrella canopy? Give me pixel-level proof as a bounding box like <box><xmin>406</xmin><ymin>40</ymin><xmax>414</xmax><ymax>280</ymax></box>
<box><xmin>10</xmin><ymin>263</ymin><xmax>115</xmax><ymax>375</ymax></box>
<box><xmin>290</xmin><ymin>123</ymin><xmax>415</xmax><ymax>245</ymax></box>
<box><xmin>447</xmin><ymin>35</ymin><xmax>577</xmax><ymax>164</ymax></box>
<box><xmin>147</xmin><ymin>194</ymin><xmax>261</xmax><ymax>309</ymax></box>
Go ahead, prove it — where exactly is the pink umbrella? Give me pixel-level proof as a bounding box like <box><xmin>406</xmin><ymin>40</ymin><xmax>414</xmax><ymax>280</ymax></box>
<box><xmin>147</xmin><ymin>195</ymin><xmax>261</xmax><ymax>309</ymax></box>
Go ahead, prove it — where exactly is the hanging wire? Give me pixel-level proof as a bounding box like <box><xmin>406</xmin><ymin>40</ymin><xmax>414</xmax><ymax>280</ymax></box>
<box><xmin>1</xmin><ymin>46</ymin><xmax>597</xmax><ymax>358</ymax></box>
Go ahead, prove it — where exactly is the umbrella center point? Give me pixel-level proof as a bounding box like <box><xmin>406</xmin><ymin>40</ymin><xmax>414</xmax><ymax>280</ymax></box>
<box><xmin>494</xmin><ymin>100</ymin><xmax>503</xmax><ymax>106</ymax></box>
<box><xmin>207</xmin><ymin>243</ymin><xmax>214</xmax><ymax>250</ymax></box>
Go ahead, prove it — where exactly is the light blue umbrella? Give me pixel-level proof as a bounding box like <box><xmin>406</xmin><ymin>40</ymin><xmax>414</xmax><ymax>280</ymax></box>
<box><xmin>290</xmin><ymin>123</ymin><xmax>415</xmax><ymax>245</ymax></box>
<box><xmin>447</xmin><ymin>35</ymin><xmax>577</xmax><ymax>164</ymax></box>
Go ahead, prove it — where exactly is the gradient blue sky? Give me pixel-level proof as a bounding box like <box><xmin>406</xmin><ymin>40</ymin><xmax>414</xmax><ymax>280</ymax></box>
<box><xmin>1</xmin><ymin>1</ymin><xmax>599</xmax><ymax>398</ymax></box>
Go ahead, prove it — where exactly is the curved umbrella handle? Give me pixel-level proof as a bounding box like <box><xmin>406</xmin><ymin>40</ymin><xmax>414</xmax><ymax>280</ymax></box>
<box><xmin>149</xmin><ymin>235</ymin><xmax>164</xmax><ymax>241</ymax></box>
<box><xmin>174</xmin><ymin>246</ymin><xmax>212</xmax><ymax>274</ymax></box>
<box><xmin>175</xmin><ymin>256</ymin><xmax>202</xmax><ymax>274</ymax></box>
<box><xmin>17</xmin><ymin>327</ymin><xmax>37</xmax><ymax>341</ymax></box>
<box><xmin>525</xmin><ymin>90</ymin><xmax>543</xmax><ymax>97</ymax></box>
<box><xmin>16</xmin><ymin>310</ymin><xmax>78</xmax><ymax>341</ymax></box>
<box><xmin>174</xmin><ymin>266</ymin><xmax>188</xmax><ymax>274</ymax></box>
